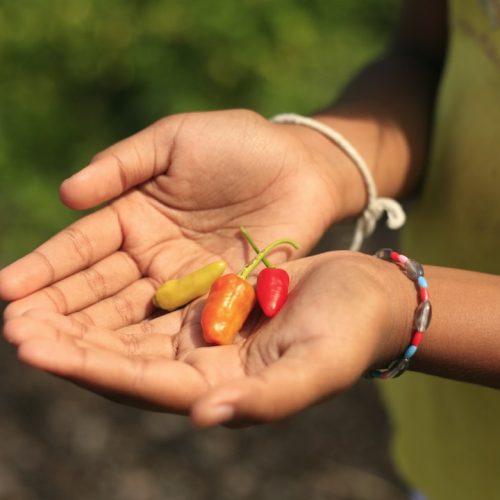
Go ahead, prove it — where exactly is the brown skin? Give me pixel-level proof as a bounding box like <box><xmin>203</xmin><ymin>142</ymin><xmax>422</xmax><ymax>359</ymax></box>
<box><xmin>4</xmin><ymin>1</ymin><xmax>499</xmax><ymax>427</ymax></box>
<box><xmin>4</xmin><ymin>250</ymin><xmax>500</xmax><ymax>429</ymax></box>
<box><xmin>0</xmin><ymin>0</ymin><xmax>447</xmax><ymax>311</ymax></box>
<box><xmin>0</xmin><ymin>252</ymin><xmax>407</xmax><ymax>424</ymax></box>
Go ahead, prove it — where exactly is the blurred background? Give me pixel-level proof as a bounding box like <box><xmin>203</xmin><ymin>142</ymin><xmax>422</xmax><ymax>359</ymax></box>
<box><xmin>0</xmin><ymin>1</ymin><xmax>409</xmax><ymax>498</ymax></box>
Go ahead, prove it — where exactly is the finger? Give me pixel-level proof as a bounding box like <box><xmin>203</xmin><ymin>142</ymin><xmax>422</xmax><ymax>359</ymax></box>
<box><xmin>59</xmin><ymin>115</ymin><xmax>186</xmax><ymax>210</ymax></box>
<box><xmin>70</xmin><ymin>277</ymin><xmax>160</xmax><ymax>330</ymax></box>
<box><xmin>0</xmin><ymin>206</ymin><xmax>122</xmax><ymax>301</ymax></box>
<box><xmin>116</xmin><ymin>294</ymin><xmax>208</xmax><ymax>355</ymax></box>
<box><xmin>17</xmin><ymin>337</ymin><xmax>208</xmax><ymax>413</ymax></box>
<box><xmin>39</xmin><ymin>309</ymin><xmax>182</xmax><ymax>358</ymax></box>
<box><xmin>3</xmin><ymin>251</ymin><xmax>141</xmax><ymax>320</ymax></box>
<box><xmin>3</xmin><ymin>314</ymin><xmax>71</xmax><ymax>346</ymax></box>
<box><xmin>191</xmin><ymin>342</ymin><xmax>343</xmax><ymax>428</ymax></box>
<box><xmin>6</xmin><ymin>309</ymin><xmax>179</xmax><ymax>359</ymax></box>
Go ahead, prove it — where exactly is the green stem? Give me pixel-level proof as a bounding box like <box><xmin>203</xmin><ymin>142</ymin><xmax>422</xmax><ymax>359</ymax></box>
<box><xmin>238</xmin><ymin>235</ymin><xmax>300</xmax><ymax>280</ymax></box>
<box><xmin>240</xmin><ymin>226</ymin><xmax>273</xmax><ymax>268</ymax></box>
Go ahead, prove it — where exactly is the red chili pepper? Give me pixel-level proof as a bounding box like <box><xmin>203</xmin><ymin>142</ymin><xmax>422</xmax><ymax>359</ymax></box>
<box><xmin>201</xmin><ymin>232</ymin><xmax>299</xmax><ymax>345</ymax></box>
<box><xmin>240</xmin><ymin>226</ymin><xmax>296</xmax><ymax>318</ymax></box>
<box><xmin>256</xmin><ymin>267</ymin><xmax>290</xmax><ymax>318</ymax></box>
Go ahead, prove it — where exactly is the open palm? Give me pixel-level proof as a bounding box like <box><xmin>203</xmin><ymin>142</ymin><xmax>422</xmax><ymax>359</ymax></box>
<box><xmin>1</xmin><ymin>109</ymin><xmax>340</xmax><ymax>329</ymax></box>
<box><xmin>3</xmin><ymin>252</ymin><xmax>391</xmax><ymax>426</ymax></box>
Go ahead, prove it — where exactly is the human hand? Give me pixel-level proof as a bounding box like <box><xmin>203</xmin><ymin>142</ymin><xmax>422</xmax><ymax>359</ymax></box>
<box><xmin>1</xmin><ymin>109</ymin><xmax>352</xmax><ymax>327</ymax></box>
<box><xmin>3</xmin><ymin>251</ymin><xmax>412</xmax><ymax>426</ymax></box>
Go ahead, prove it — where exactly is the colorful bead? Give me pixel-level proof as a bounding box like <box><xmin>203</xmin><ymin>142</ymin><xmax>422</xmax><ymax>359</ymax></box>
<box><xmin>365</xmin><ymin>248</ymin><xmax>431</xmax><ymax>380</ymax></box>
<box><xmin>398</xmin><ymin>254</ymin><xmax>409</xmax><ymax>264</ymax></box>
<box><xmin>414</xmin><ymin>300</ymin><xmax>432</xmax><ymax>332</ymax></box>
<box><xmin>386</xmin><ymin>357</ymin><xmax>410</xmax><ymax>378</ymax></box>
<box><xmin>406</xmin><ymin>259</ymin><xmax>424</xmax><ymax>280</ymax></box>
<box><xmin>411</xmin><ymin>331</ymin><xmax>424</xmax><ymax>347</ymax></box>
<box><xmin>418</xmin><ymin>276</ymin><xmax>428</xmax><ymax>288</ymax></box>
<box><xmin>390</xmin><ymin>251</ymin><xmax>400</xmax><ymax>262</ymax></box>
<box><xmin>375</xmin><ymin>248</ymin><xmax>393</xmax><ymax>261</ymax></box>
<box><xmin>404</xmin><ymin>345</ymin><xmax>418</xmax><ymax>359</ymax></box>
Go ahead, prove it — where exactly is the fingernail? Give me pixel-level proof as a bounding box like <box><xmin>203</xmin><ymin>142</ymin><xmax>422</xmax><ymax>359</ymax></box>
<box><xmin>206</xmin><ymin>404</ymin><xmax>234</xmax><ymax>425</ymax></box>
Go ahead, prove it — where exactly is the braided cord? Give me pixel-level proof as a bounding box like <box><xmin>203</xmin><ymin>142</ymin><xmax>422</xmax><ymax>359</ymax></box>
<box><xmin>271</xmin><ymin>113</ymin><xmax>406</xmax><ymax>251</ymax></box>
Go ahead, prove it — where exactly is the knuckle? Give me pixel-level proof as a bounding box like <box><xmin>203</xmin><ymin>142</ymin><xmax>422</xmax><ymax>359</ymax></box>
<box><xmin>33</xmin><ymin>250</ymin><xmax>56</xmax><ymax>283</ymax></box>
<box><xmin>117</xmin><ymin>251</ymin><xmax>140</xmax><ymax>275</ymax></box>
<box><xmin>119</xmin><ymin>333</ymin><xmax>142</xmax><ymax>356</ymax></box>
<box><xmin>110</xmin><ymin>152</ymin><xmax>130</xmax><ymax>191</ymax></box>
<box><xmin>82</xmin><ymin>267</ymin><xmax>108</xmax><ymax>302</ymax></box>
<box><xmin>112</xmin><ymin>295</ymin><xmax>135</xmax><ymax>324</ymax></box>
<box><xmin>139</xmin><ymin>321</ymin><xmax>153</xmax><ymax>336</ymax></box>
<box><xmin>64</xmin><ymin>226</ymin><xmax>94</xmax><ymax>267</ymax></box>
<box><xmin>71</xmin><ymin>311</ymin><xmax>96</xmax><ymax>326</ymax></box>
<box><xmin>42</xmin><ymin>285</ymin><xmax>69</xmax><ymax>314</ymax></box>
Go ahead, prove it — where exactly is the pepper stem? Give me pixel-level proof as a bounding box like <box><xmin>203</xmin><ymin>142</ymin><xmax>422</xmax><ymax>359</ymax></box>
<box><xmin>238</xmin><ymin>234</ymin><xmax>300</xmax><ymax>280</ymax></box>
<box><xmin>239</xmin><ymin>226</ymin><xmax>273</xmax><ymax>268</ymax></box>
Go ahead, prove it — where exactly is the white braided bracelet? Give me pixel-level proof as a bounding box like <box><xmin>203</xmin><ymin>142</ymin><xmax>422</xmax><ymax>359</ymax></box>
<box><xmin>271</xmin><ymin>113</ymin><xmax>406</xmax><ymax>251</ymax></box>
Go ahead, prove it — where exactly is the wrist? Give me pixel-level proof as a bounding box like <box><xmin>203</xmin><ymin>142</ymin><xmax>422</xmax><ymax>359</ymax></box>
<box><xmin>310</xmin><ymin>115</ymin><xmax>370</xmax><ymax>219</ymax></box>
<box><xmin>368</xmin><ymin>253</ymin><xmax>419</xmax><ymax>370</ymax></box>
<box><xmin>273</xmin><ymin>114</ymin><xmax>407</xmax><ymax>252</ymax></box>
<box><xmin>274</xmin><ymin>121</ymin><xmax>367</xmax><ymax>223</ymax></box>
<box><xmin>323</xmin><ymin>252</ymin><xmax>415</xmax><ymax>371</ymax></box>
<box><xmin>367</xmin><ymin>249</ymin><xmax>436</xmax><ymax>380</ymax></box>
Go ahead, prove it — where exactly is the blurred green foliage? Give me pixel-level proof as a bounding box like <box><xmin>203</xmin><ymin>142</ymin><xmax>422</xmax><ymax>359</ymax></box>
<box><xmin>0</xmin><ymin>0</ymin><xmax>398</xmax><ymax>266</ymax></box>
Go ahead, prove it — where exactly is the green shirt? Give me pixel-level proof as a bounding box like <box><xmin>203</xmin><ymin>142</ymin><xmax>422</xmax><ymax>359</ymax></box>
<box><xmin>380</xmin><ymin>1</ymin><xmax>500</xmax><ymax>498</ymax></box>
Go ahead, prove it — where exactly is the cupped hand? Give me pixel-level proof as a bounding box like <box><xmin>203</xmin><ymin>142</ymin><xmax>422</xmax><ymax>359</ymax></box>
<box><xmin>1</xmin><ymin>109</ymin><xmax>345</xmax><ymax>327</ymax></box>
<box><xmin>3</xmin><ymin>251</ymin><xmax>411</xmax><ymax>427</ymax></box>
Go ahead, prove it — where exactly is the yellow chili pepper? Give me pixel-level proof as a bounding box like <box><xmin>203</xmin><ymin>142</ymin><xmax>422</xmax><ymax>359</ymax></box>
<box><xmin>153</xmin><ymin>260</ymin><xmax>226</xmax><ymax>311</ymax></box>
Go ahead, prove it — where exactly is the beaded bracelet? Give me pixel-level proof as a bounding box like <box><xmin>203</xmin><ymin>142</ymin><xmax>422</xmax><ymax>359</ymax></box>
<box><xmin>364</xmin><ymin>248</ymin><xmax>432</xmax><ymax>380</ymax></box>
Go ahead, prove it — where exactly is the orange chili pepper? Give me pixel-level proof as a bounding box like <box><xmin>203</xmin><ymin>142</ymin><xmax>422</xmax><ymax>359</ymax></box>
<box><xmin>201</xmin><ymin>274</ymin><xmax>255</xmax><ymax>345</ymax></box>
<box><xmin>201</xmin><ymin>231</ymin><xmax>299</xmax><ymax>345</ymax></box>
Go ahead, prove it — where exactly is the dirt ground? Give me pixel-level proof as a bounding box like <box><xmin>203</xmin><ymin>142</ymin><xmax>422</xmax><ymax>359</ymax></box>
<box><xmin>0</xmin><ymin>224</ymin><xmax>410</xmax><ymax>500</ymax></box>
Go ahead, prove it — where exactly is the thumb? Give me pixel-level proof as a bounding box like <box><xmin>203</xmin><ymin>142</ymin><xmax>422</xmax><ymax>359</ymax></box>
<box><xmin>191</xmin><ymin>342</ymin><xmax>351</xmax><ymax>428</ymax></box>
<box><xmin>59</xmin><ymin>114</ymin><xmax>186</xmax><ymax>210</ymax></box>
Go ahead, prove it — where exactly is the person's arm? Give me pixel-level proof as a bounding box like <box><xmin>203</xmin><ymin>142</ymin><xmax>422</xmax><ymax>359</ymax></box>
<box><xmin>4</xmin><ymin>250</ymin><xmax>499</xmax><ymax>429</ymax></box>
<box><xmin>387</xmin><ymin>264</ymin><xmax>500</xmax><ymax>388</ymax></box>
<box><xmin>283</xmin><ymin>0</ymin><xmax>448</xmax><ymax>219</ymax></box>
<box><xmin>0</xmin><ymin>1</ymin><xmax>447</xmax><ymax>328</ymax></box>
